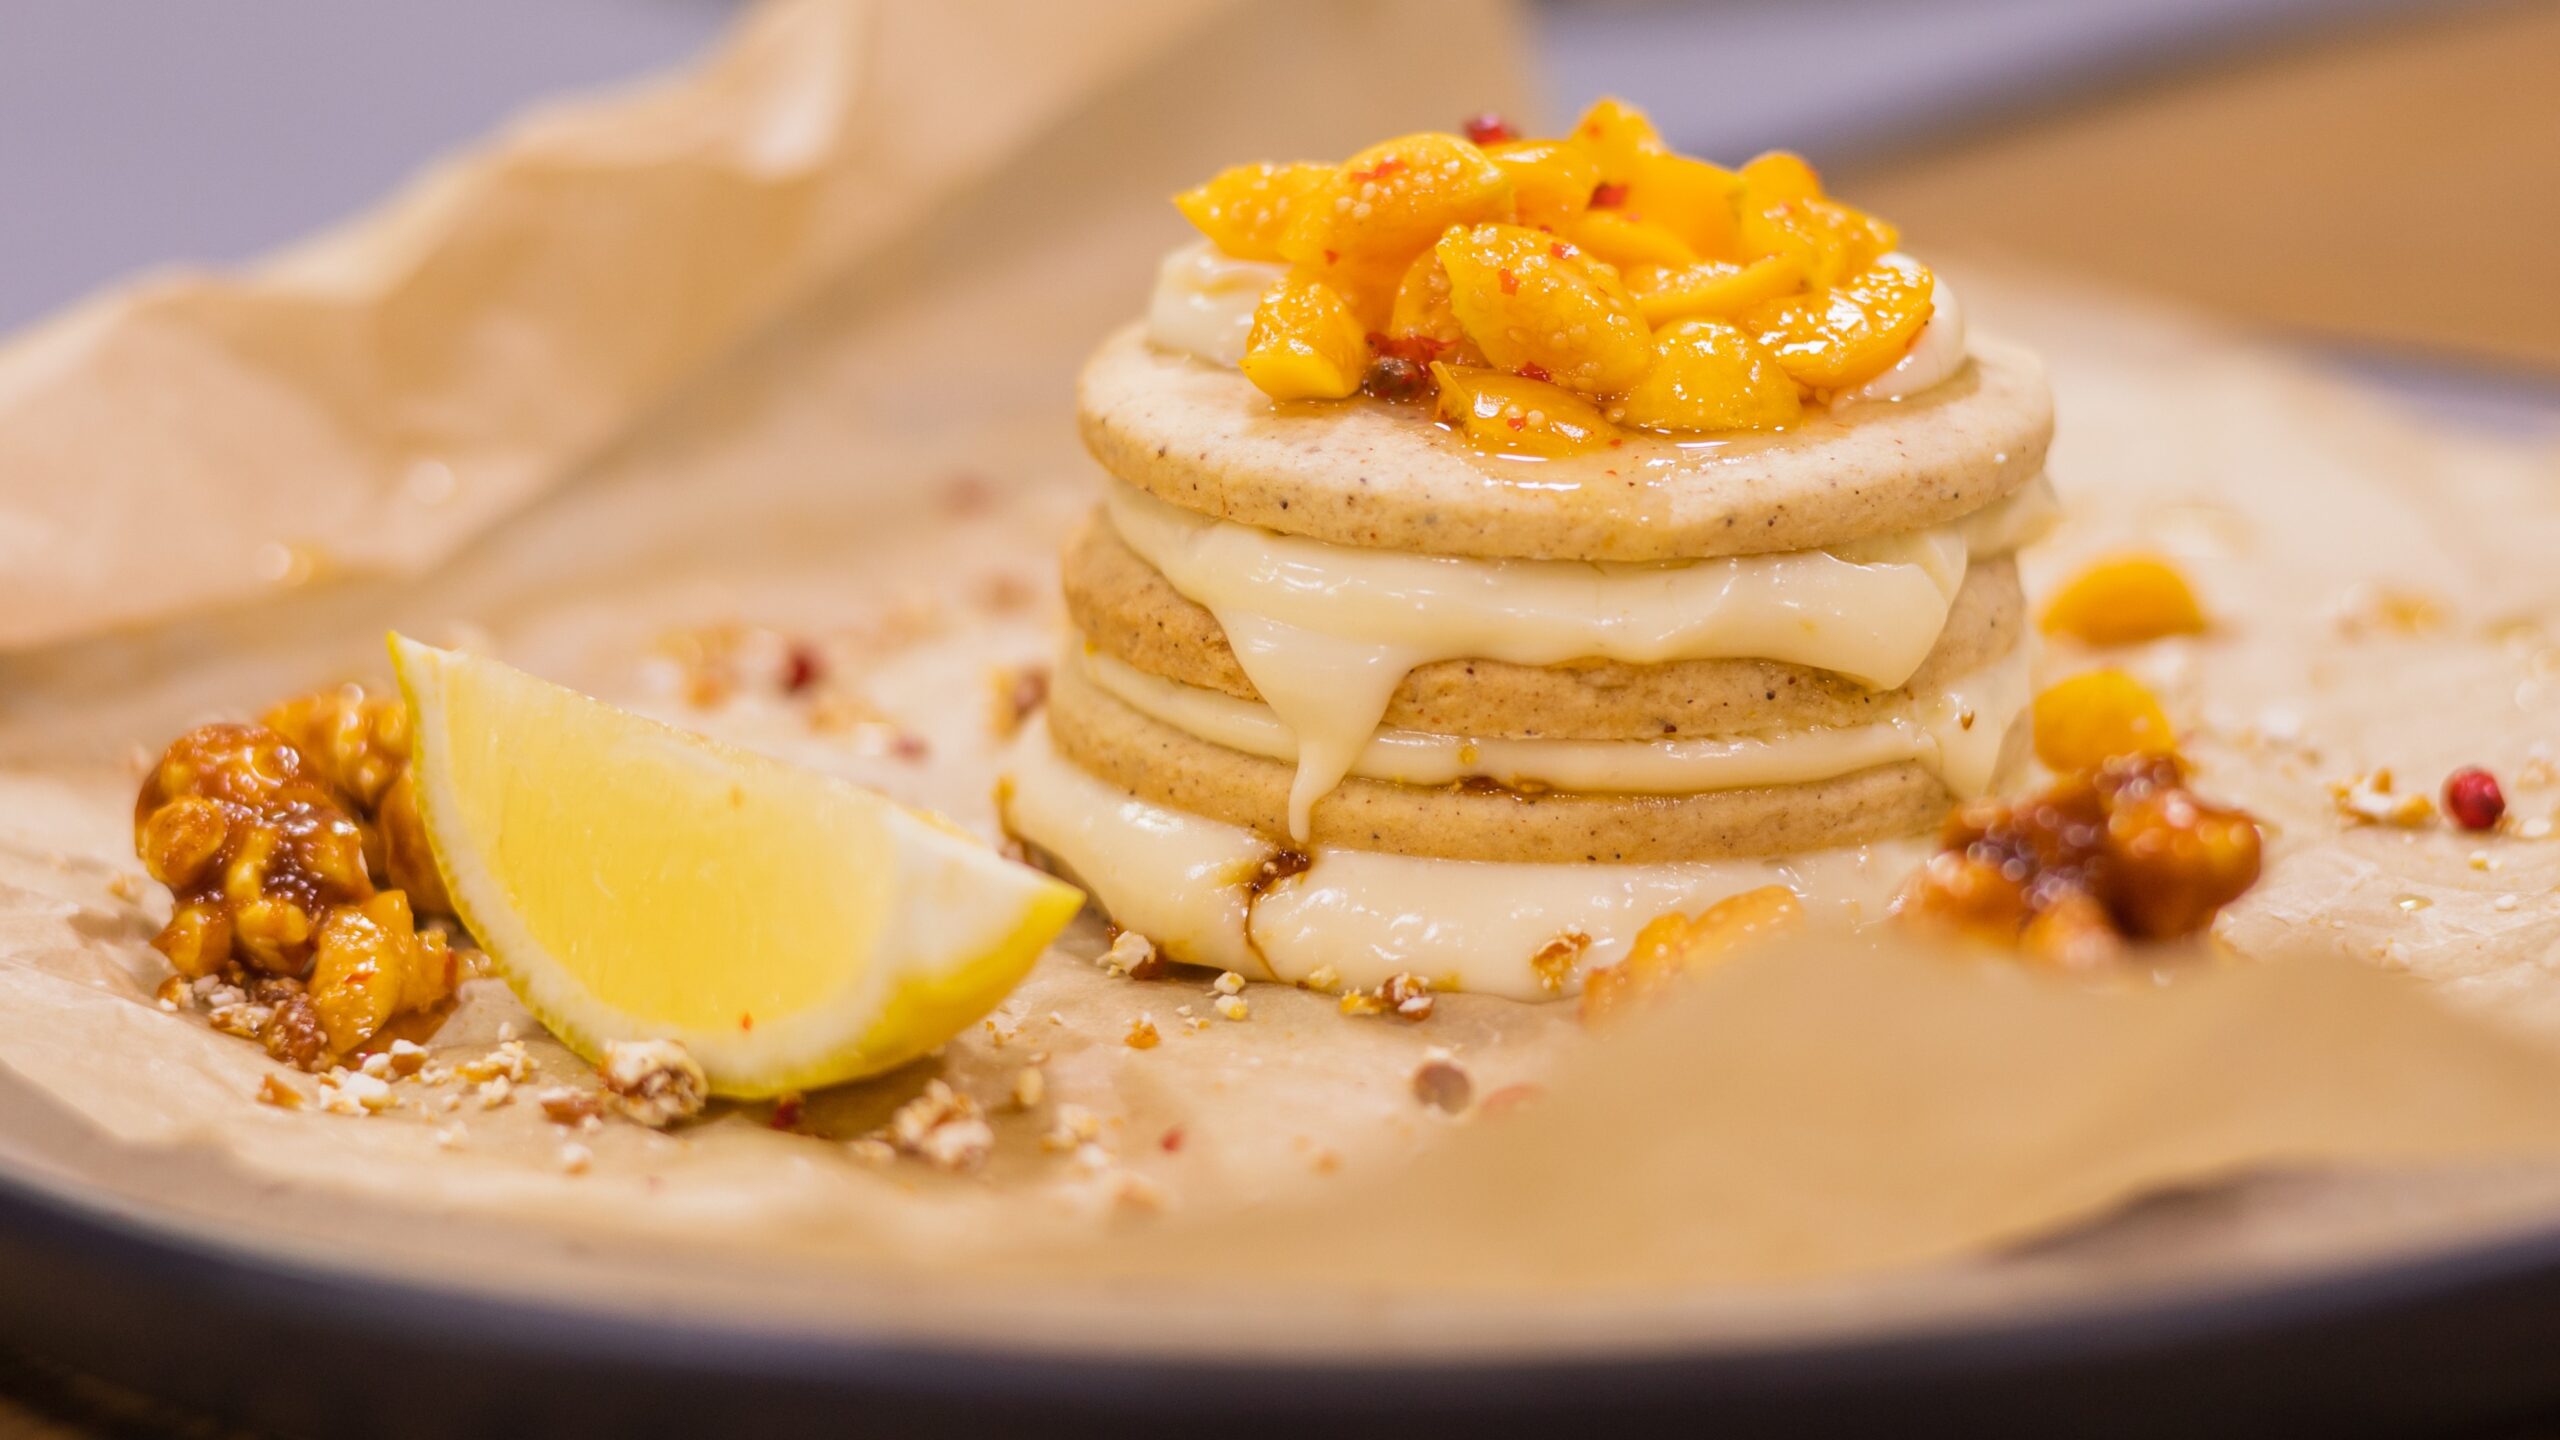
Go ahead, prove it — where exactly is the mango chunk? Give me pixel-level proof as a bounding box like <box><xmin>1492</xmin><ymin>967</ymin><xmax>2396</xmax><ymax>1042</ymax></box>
<box><xmin>1580</xmin><ymin>885</ymin><xmax>1803</xmax><ymax>1025</ymax></box>
<box><xmin>1383</xmin><ymin>250</ymin><xmax>1486</xmax><ymax>366</ymax></box>
<box><xmin>1240</xmin><ymin>275</ymin><xmax>1369</xmax><ymax>402</ymax></box>
<box><xmin>1173</xmin><ymin>161</ymin><xmax>1333</xmax><ymax>262</ymax></box>
<box><xmin>2041</xmin><ymin>553</ymin><xmax>2210</xmax><ymax>646</ymax></box>
<box><xmin>1739</xmin><ymin>150</ymin><xmax>1824</xmax><ymax>206</ymax></box>
<box><xmin>1740</xmin><ymin>257</ymin><xmax>1935</xmax><ymax>392</ymax></box>
<box><xmin>1617</xmin><ymin>152</ymin><xmax>1745</xmax><ymax>258</ymax></box>
<box><xmin>1278</xmin><ymin>133</ymin><xmax>1512</xmax><ymax>277</ymax></box>
<box><xmin>1486</xmin><ymin>139</ymin><xmax>1601</xmax><ymax>230</ymax></box>
<box><xmin>1563</xmin><ymin>210</ymin><xmax>1699</xmax><ymax>270</ymax></box>
<box><xmin>1435</xmin><ymin>224</ymin><xmax>1652</xmax><ymax>395</ymax></box>
<box><xmin>1740</xmin><ymin>194</ymin><xmax>1899</xmax><ymax>290</ymax></box>
<box><xmin>1627</xmin><ymin>254</ymin><xmax>1805</xmax><ymax>325</ymax></box>
<box><xmin>1431</xmin><ymin>363</ymin><xmax>1621</xmax><ymax>458</ymax></box>
<box><xmin>1567</xmin><ymin>96</ymin><xmax>1666</xmax><ymax>181</ymax></box>
<box><xmin>1612</xmin><ymin>320</ymin><xmax>1801</xmax><ymax>433</ymax></box>
<box><xmin>2033</xmin><ymin>670</ymin><xmax>2178</xmax><ymax>775</ymax></box>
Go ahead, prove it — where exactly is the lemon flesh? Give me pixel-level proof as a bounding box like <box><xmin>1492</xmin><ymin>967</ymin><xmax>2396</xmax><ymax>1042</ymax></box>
<box><xmin>389</xmin><ymin>634</ymin><xmax>1083</xmax><ymax>1097</ymax></box>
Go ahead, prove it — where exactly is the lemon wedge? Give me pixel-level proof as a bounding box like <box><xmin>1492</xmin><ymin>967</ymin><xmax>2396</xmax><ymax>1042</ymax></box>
<box><xmin>388</xmin><ymin>634</ymin><xmax>1083</xmax><ymax>1097</ymax></box>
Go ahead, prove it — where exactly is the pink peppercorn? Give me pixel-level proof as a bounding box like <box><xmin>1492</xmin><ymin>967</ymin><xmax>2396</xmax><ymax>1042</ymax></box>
<box><xmin>2444</xmin><ymin>766</ymin><xmax>2506</xmax><ymax>831</ymax></box>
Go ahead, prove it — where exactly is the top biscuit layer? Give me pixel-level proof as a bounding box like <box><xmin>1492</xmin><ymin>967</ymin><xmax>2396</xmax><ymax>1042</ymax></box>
<box><xmin>1079</xmin><ymin>323</ymin><xmax>2055</xmax><ymax>562</ymax></box>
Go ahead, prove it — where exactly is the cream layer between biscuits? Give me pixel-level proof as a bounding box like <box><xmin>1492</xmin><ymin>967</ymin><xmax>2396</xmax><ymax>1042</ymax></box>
<box><xmin>1106</xmin><ymin>477</ymin><xmax>2055</xmax><ymax>839</ymax></box>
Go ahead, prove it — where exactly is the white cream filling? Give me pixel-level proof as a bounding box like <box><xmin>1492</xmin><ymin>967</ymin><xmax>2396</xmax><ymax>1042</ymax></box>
<box><xmin>1002</xmin><ymin>718</ymin><xmax>1923</xmax><ymax>1000</ymax></box>
<box><xmin>1078</xmin><ymin>639</ymin><xmax>2030</xmax><ymax>801</ymax></box>
<box><xmin>1107</xmin><ymin>478</ymin><xmax>2052</xmax><ymax>838</ymax></box>
<box><xmin>1836</xmin><ymin>254</ymin><xmax>1968</xmax><ymax>407</ymax></box>
<box><xmin>1144</xmin><ymin>240</ymin><xmax>1287</xmax><ymax>368</ymax></box>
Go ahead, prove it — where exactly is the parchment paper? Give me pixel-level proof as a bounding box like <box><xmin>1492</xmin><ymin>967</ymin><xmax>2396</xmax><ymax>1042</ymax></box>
<box><xmin>3</xmin><ymin>0</ymin><xmax>2560</xmax><ymax>1340</ymax></box>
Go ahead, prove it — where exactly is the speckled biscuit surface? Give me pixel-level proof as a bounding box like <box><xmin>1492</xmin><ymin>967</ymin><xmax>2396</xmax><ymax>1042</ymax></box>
<box><xmin>1045</xmin><ymin>663</ymin><xmax>1970</xmax><ymax>863</ymax></box>
<box><xmin>1077</xmin><ymin>323</ymin><xmax>2054</xmax><ymax>562</ymax></box>
<box><xmin>1062</xmin><ymin>509</ymin><xmax>2026</xmax><ymax>741</ymax></box>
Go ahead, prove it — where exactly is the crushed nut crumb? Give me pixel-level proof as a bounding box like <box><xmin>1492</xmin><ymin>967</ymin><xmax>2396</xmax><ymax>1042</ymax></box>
<box><xmin>255</xmin><ymin>1074</ymin><xmax>305</xmax><ymax>1110</ymax></box>
<box><xmin>599</xmin><ymin>1038</ymin><xmax>708</xmax><ymax>1128</ymax></box>
<box><xmin>1099</xmin><ymin>929</ymin><xmax>1164</xmax><ymax>980</ymax></box>
<box><xmin>558</xmin><ymin>1142</ymin><xmax>593</xmax><ymax>1176</ymax></box>
<box><xmin>879</xmin><ymin>1080</ymin><xmax>994</xmax><ymax>1173</ymax></box>
<box><xmin>1214</xmin><ymin>995</ymin><xmax>1249</xmax><ymax>1022</ymax></box>
<box><xmin>1125</xmin><ymin>1013</ymin><xmax>1161</xmax><ymax>1049</ymax></box>
<box><xmin>1212</xmin><ymin>971</ymin><xmax>1246</xmax><ymax>996</ymax></box>
<box><xmin>2332</xmin><ymin>769</ymin><xmax>2436</xmax><ymax>828</ymax></box>
<box><xmin>319</xmin><ymin>1070</ymin><xmax>395</xmax><ymax>1116</ymax></box>
<box><xmin>1042</xmin><ymin>1103</ymin><xmax>1102</xmax><ymax>1153</ymax></box>
<box><xmin>538</xmin><ymin>1087</ymin><xmax>606</xmax><ymax>1125</ymax></box>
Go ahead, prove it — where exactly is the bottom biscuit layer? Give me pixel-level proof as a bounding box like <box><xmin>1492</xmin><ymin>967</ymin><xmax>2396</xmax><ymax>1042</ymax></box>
<box><xmin>999</xmin><ymin>718</ymin><xmax>1925</xmax><ymax>1001</ymax></box>
<box><xmin>1046</xmin><ymin>660</ymin><xmax>2015</xmax><ymax>863</ymax></box>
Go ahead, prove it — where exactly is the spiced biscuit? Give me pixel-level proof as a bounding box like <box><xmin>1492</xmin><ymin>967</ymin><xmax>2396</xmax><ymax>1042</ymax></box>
<box><xmin>1078</xmin><ymin>323</ymin><xmax>2054</xmax><ymax>564</ymax></box>
<box><xmin>1063</xmin><ymin>510</ymin><xmax>2026</xmax><ymax>741</ymax></box>
<box><xmin>1045</xmin><ymin>661</ymin><xmax>2025</xmax><ymax>864</ymax></box>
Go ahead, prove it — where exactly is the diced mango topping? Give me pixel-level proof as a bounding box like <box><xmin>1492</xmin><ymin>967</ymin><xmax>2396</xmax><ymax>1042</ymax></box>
<box><xmin>1240</xmin><ymin>275</ymin><xmax>1368</xmax><ymax>402</ymax></box>
<box><xmin>2032</xmin><ymin>669</ymin><xmax>2178</xmax><ymax>776</ymax></box>
<box><xmin>1436</xmin><ymin>224</ymin><xmax>1652</xmax><ymax>395</ymax></box>
<box><xmin>1179</xmin><ymin>99</ymin><xmax>1933</xmax><ymax>443</ymax></box>
<box><xmin>1278</xmin><ymin>133</ymin><xmax>1513</xmax><ymax>275</ymax></box>
<box><xmin>1627</xmin><ymin>254</ymin><xmax>1805</xmax><ymax>325</ymax></box>
<box><xmin>1741</xmin><ymin>258</ymin><xmax>1935</xmax><ymax>392</ymax></box>
<box><xmin>2041</xmin><ymin>553</ymin><xmax>2210</xmax><ymax>646</ymax></box>
<box><xmin>1383</xmin><ymin>250</ymin><xmax>1483</xmax><ymax>366</ymax></box>
<box><xmin>1173</xmin><ymin>161</ymin><xmax>1333</xmax><ymax>263</ymax></box>
<box><xmin>1432</xmin><ymin>363</ymin><xmax>1621</xmax><ymax>458</ymax></box>
<box><xmin>1612</xmin><ymin>321</ymin><xmax>1801</xmax><ymax>433</ymax></box>
<box><xmin>1580</xmin><ymin>885</ymin><xmax>1804</xmax><ymax>1025</ymax></box>
<box><xmin>1485</xmin><ymin>140</ymin><xmax>1601</xmax><ymax>231</ymax></box>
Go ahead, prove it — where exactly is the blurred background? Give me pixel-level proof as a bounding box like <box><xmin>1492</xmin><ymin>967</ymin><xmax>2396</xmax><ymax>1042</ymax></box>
<box><xmin>0</xmin><ymin>0</ymin><xmax>2552</xmax><ymax>430</ymax></box>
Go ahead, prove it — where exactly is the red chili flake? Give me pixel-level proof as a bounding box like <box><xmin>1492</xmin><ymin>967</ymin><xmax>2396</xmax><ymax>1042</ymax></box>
<box><xmin>1497</xmin><ymin>266</ymin><xmax>1519</xmax><ymax>296</ymax></box>
<box><xmin>1589</xmin><ymin>181</ymin><xmax>1630</xmax><ymax>210</ymax></box>
<box><xmin>1549</xmin><ymin>241</ymin><xmax>1572</xmax><ymax>260</ymax></box>
<box><xmin>1159</xmin><ymin>1126</ymin><xmax>1186</xmax><ymax>1153</ymax></box>
<box><xmin>1368</xmin><ymin>332</ymin><xmax>1452</xmax><ymax>365</ymax></box>
<box><xmin>1506</xmin><ymin>415</ymin><xmax>1528</xmax><ymax>432</ymax></box>
<box><xmin>1516</xmin><ymin>361</ymin><xmax>1552</xmax><ymax>383</ymax></box>
<box><xmin>1346</xmin><ymin>157</ymin><xmax>1408</xmax><ymax>184</ymax></box>
<box><xmin>1607</xmin><ymin>438</ymin><xmax>1625</xmax><ymax>448</ymax></box>
<box><xmin>1321</xmin><ymin>248</ymin><xmax>1339</xmax><ymax>266</ymax></box>
<box><xmin>781</xmin><ymin>643</ymin><xmax>824</xmax><ymax>695</ymax></box>
<box><xmin>890</xmin><ymin>731</ymin><xmax>931</xmax><ymax>763</ymax></box>
<box><xmin>1461</xmin><ymin>113</ymin><xmax>1517</xmax><ymax>146</ymax></box>
<box><xmin>739</xmin><ymin>1012</ymin><xmax>755</xmax><ymax>1032</ymax></box>
<box><xmin>2444</xmin><ymin>767</ymin><xmax>2507</xmax><ymax>830</ymax></box>
<box><xmin>768</xmin><ymin>1093</ymin><xmax>806</xmax><ymax>1130</ymax></box>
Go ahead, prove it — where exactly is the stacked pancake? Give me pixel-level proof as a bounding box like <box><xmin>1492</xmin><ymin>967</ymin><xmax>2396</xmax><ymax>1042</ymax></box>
<box><xmin>1001</xmin><ymin>108</ymin><xmax>2057</xmax><ymax>1000</ymax></box>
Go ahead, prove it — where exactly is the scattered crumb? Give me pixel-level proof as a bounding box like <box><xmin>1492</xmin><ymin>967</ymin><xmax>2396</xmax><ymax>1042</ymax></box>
<box><xmin>1212</xmin><ymin>971</ymin><xmax>1246</xmax><ymax>996</ymax></box>
<box><xmin>1380</xmin><ymin>973</ymin><xmax>1435</xmax><ymax>1021</ymax></box>
<box><xmin>1111</xmin><ymin>1171</ymin><xmax>1167</xmax><ymax>1214</ymax></box>
<box><xmin>1099</xmin><ymin>929</ymin><xmax>1164</xmax><ymax>980</ymax></box>
<box><xmin>255</xmin><ymin>1074</ymin><xmax>305</xmax><ymax>1111</ymax></box>
<box><xmin>2471</xmin><ymin>849</ymin><xmax>2501</xmax><ymax>872</ymax></box>
<box><xmin>2496</xmin><ymin>894</ymin><xmax>2523</xmax><ymax>913</ymax></box>
<box><xmin>881</xmin><ymin>1080</ymin><xmax>994</xmax><ymax>1173</ymax></box>
<box><xmin>1011</xmin><ymin>1067</ymin><xmax>1047</xmax><ymax>1111</ymax></box>
<box><xmin>1528</xmin><ymin>932</ymin><xmax>1591</xmax><ymax>994</ymax></box>
<box><xmin>2521</xmin><ymin>817</ymin><xmax>2555</xmax><ymax>840</ymax></box>
<box><xmin>2331</xmin><ymin>769</ymin><xmax>2435</xmax><ymax>828</ymax></box>
<box><xmin>1042</xmin><ymin>1103</ymin><xmax>1101</xmax><ymax>1153</ymax></box>
<box><xmin>105</xmin><ymin>873</ymin><xmax>142</xmax><ymax>904</ymax></box>
<box><xmin>1125</xmin><ymin>1013</ymin><xmax>1161</xmax><ymax>1050</ymax></box>
<box><xmin>358</xmin><ymin>1051</ymin><xmax>393</xmax><ymax>1081</ymax></box>
<box><xmin>850</xmin><ymin>1137</ymin><xmax>896</xmax><ymax>1166</ymax></box>
<box><xmin>1303</xmin><ymin>964</ymin><xmax>1341</xmax><ymax>993</ymax></box>
<box><xmin>386</xmin><ymin>1039</ymin><xmax>429</xmax><ymax>1078</ymax></box>
<box><xmin>600</xmin><ymin>1039</ymin><xmax>708</xmax><ymax>1128</ymax></box>
<box><xmin>474</xmin><ymin>1075</ymin><xmax>514</xmax><ymax>1110</ymax></box>
<box><xmin>1411</xmin><ymin>1048</ymin><xmax>1474</xmax><ymax>1114</ymax></box>
<box><xmin>537</xmin><ymin>1087</ymin><xmax>606</xmax><ymax>1126</ymax></box>
<box><xmin>558</xmin><ymin>1142</ymin><xmax>593</xmax><ymax>1176</ymax></box>
<box><xmin>455</xmin><ymin>1040</ymin><xmax>532</xmax><ymax>1085</ymax></box>
<box><xmin>1338</xmin><ymin>990</ymin><xmax>1385</xmax><ymax>1017</ymax></box>
<box><xmin>319</xmin><ymin>1070</ymin><xmax>395</xmax><ymax>1116</ymax></box>
<box><xmin>1214</xmin><ymin>995</ymin><xmax>1249</xmax><ymax>1022</ymax></box>
<box><xmin>434</xmin><ymin>1124</ymin><xmax>466</xmax><ymax>1149</ymax></box>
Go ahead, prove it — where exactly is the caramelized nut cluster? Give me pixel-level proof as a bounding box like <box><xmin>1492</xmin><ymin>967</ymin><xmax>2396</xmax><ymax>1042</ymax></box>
<box><xmin>1901</xmin><ymin>754</ymin><xmax>2263</xmax><ymax>967</ymax></box>
<box><xmin>1177</xmin><ymin>97</ymin><xmax>1929</xmax><ymax>450</ymax></box>
<box><xmin>135</xmin><ymin>686</ymin><xmax>456</xmax><ymax>1069</ymax></box>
